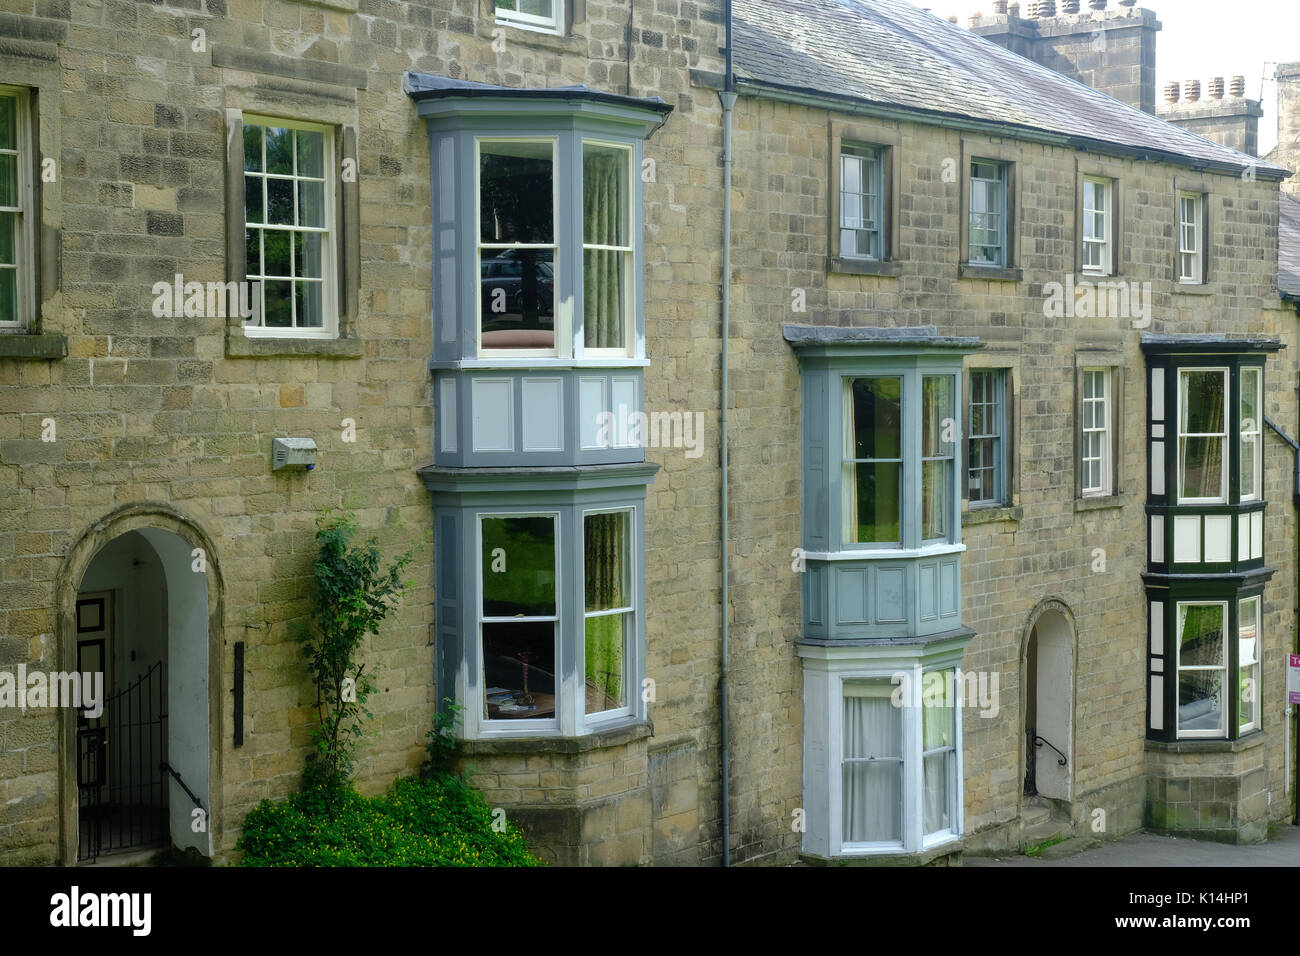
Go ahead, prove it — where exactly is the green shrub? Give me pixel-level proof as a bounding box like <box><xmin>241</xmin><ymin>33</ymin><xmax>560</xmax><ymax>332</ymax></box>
<box><xmin>237</xmin><ymin>773</ymin><xmax>543</xmax><ymax>867</ymax></box>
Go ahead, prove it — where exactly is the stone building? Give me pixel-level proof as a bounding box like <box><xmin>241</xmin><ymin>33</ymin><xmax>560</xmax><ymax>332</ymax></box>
<box><xmin>0</xmin><ymin>0</ymin><xmax>1295</xmax><ymax>868</ymax></box>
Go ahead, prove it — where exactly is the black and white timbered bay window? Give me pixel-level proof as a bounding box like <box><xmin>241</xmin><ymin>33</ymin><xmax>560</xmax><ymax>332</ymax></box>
<box><xmin>1141</xmin><ymin>335</ymin><xmax>1281</xmax><ymax>743</ymax></box>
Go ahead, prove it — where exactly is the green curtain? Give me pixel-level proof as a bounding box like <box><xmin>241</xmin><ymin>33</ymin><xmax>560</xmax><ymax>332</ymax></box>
<box><xmin>583</xmin><ymin>147</ymin><xmax>626</xmax><ymax>349</ymax></box>
<box><xmin>584</xmin><ymin>512</ymin><xmax>626</xmax><ymax>713</ymax></box>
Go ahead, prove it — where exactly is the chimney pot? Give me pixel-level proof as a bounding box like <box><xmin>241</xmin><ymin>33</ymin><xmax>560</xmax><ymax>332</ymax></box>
<box><xmin>1208</xmin><ymin>76</ymin><xmax>1225</xmax><ymax>99</ymax></box>
<box><xmin>992</xmin><ymin>0</ymin><xmax>1008</xmax><ymax>12</ymax></box>
<box><xmin>1088</xmin><ymin>0</ymin><xmax>1107</xmax><ymax>9</ymax></box>
<box><xmin>1008</xmin><ymin>2</ymin><xmax>1020</xmax><ymax>17</ymax></box>
<box><xmin>1061</xmin><ymin>0</ymin><xmax>1079</xmax><ymax>11</ymax></box>
<box><xmin>1230</xmin><ymin>75</ymin><xmax>1246</xmax><ymax>97</ymax></box>
<box><xmin>947</xmin><ymin>14</ymin><xmax>958</xmax><ymax>21</ymax></box>
<box><xmin>1035</xmin><ymin>0</ymin><xmax>1056</xmax><ymax>16</ymax></box>
<box><xmin>1164</xmin><ymin>81</ymin><xmax>1180</xmax><ymax>103</ymax></box>
<box><xmin>1184</xmin><ymin>79</ymin><xmax>1201</xmax><ymax>102</ymax></box>
<box><xmin>1118</xmin><ymin>0</ymin><xmax>1136</xmax><ymax>6</ymax></box>
<box><xmin>968</xmin><ymin>12</ymin><xmax>982</xmax><ymax>26</ymax></box>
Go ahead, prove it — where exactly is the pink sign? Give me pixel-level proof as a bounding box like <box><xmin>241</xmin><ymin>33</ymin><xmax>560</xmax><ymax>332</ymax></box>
<box><xmin>1289</xmin><ymin>655</ymin><xmax>1300</xmax><ymax>705</ymax></box>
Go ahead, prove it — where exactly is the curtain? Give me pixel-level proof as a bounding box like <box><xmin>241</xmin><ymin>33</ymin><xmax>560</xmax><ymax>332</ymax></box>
<box><xmin>921</xmin><ymin>377</ymin><xmax>951</xmax><ymax>539</ymax></box>
<box><xmin>584</xmin><ymin>147</ymin><xmax>626</xmax><ymax>349</ymax></box>
<box><xmin>923</xmin><ymin>676</ymin><xmax>955</xmax><ymax>835</ymax></box>
<box><xmin>843</xmin><ymin>382</ymin><xmax>858</xmax><ymax>541</ymax></box>
<box><xmin>1179</xmin><ymin>370</ymin><xmax>1225</xmax><ymax>499</ymax></box>
<box><xmin>842</xmin><ymin>688</ymin><xmax>901</xmax><ymax>843</ymax></box>
<box><xmin>584</xmin><ymin>512</ymin><xmax>627</xmax><ymax>713</ymax></box>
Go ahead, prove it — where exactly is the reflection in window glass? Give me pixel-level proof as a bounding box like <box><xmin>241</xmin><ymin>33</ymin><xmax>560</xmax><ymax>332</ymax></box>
<box><xmin>1177</xmin><ymin>602</ymin><xmax>1226</xmax><ymax>736</ymax></box>
<box><xmin>584</xmin><ymin>511</ymin><xmax>631</xmax><ymax>715</ymax></box>
<box><xmin>922</xmin><ymin>670</ymin><xmax>956</xmax><ymax>836</ymax></box>
<box><xmin>844</xmin><ymin>378</ymin><xmax>902</xmax><ymax>544</ymax></box>
<box><xmin>1238</xmin><ymin>597</ymin><xmax>1260</xmax><ymax>734</ymax></box>
<box><xmin>921</xmin><ymin>376</ymin><xmax>953</xmax><ymax>540</ymax></box>
<box><xmin>479</xmin><ymin>141</ymin><xmax>556</xmax><ymax>350</ymax></box>
<box><xmin>481</xmin><ymin>515</ymin><xmax>557</xmax><ymax>721</ymax></box>
<box><xmin>1240</xmin><ymin>368</ymin><xmax>1262</xmax><ymax>501</ymax></box>
<box><xmin>1178</xmin><ymin>369</ymin><xmax>1227</xmax><ymax>502</ymax></box>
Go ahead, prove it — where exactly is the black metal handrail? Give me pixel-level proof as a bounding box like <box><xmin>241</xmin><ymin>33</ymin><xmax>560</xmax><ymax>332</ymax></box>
<box><xmin>161</xmin><ymin>762</ymin><xmax>205</xmax><ymax>815</ymax></box>
<box><xmin>1032</xmin><ymin>734</ymin><xmax>1068</xmax><ymax>767</ymax></box>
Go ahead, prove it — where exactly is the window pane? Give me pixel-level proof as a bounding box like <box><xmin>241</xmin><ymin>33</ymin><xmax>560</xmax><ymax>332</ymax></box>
<box><xmin>263</xmin><ymin>280</ymin><xmax>291</xmax><ymax>327</ymax></box>
<box><xmin>480</xmin><ymin>141</ymin><xmax>554</xmax><ymax>244</ymax></box>
<box><xmin>481</xmin><ymin>251</ymin><xmax>555</xmax><ymax>346</ymax></box>
<box><xmin>584</xmin><ymin>248</ymin><xmax>626</xmax><ymax>350</ymax></box>
<box><xmin>1178</xmin><ymin>671</ymin><xmax>1222</xmax><ymax>733</ymax></box>
<box><xmin>243</xmin><ymin>124</ymin><xmax>262</xmax><ymax>172</ymax></box>
<box><xmin>0</xmin><ymin>269</ymin><xmax>14</xmax><ymax>324</ymax></box>
<box><xmin>245</xmin><ymin>229</ymin><xmax>261</xmax><ymax>277</ymax></box>
<box><xmin>585</xmin><ymin>511</ymin><xmax>629</xmax><ymax>611</ymax></box>
<box><xmin>263</xmin><ymin>228</ymin><xmax>290</xmax><ymax>276</ymax></box>
<box><xmin>851</xmin><ymin>377</ymin><xmax>901</xmax><ymax>459</ymax></box>
<box><xmin>266</xmin><ymin>176</ymin><xmax>294</xmax><ymax>226</ymax></box>
<box><xmin>843</xmin><ymin>687</ymin><xmax>901</xmax><ymax>843</ymax></box>
<box><xmin>483</xmin><ymin>621</ymin><xmax>555</xmax><ymax>720</ymax></box>
<box><xmin>922</xmin><ymin>460</ymin><xmax>948</xmax><ymax>539</ymax></box>
<box><xmin>585</xmin><ymin>614</ymin><xmax>625</xmax><ymax>715</ymax></box>
<box><xmin>1179</xmin><ymin>603</ymin><xmax>1224</xmax><ymax>667</ymax></box>
<box><xmin>0</xmin><ymin>211</ymin><xmax>13</xmax><ymax>265</ymax></box>
<box><xmin>298</xmin><ymin>179</ymin><xmax>324</xmax><ymax>229</ymax></box>
<box><xmin>481</xmin><ymin>516</ymin><xmax>556</xmax><ymax>617</ymax></box>
<box><xmin>1238</xmin><ymin>597</ymin><xmax>1259</xmax><ymax>732</ymax></box>
<box><xmin>1180</xmin><ymin>437</ymin><xmax>1224</xmax><ymax>499</ymax></box>
<box><xmin>847</xmin><ymin>462</ymin><xmax>900</xmax><ymax>544</ymax></box>
<box><xmin>244</xmin><ymin>176</ymin><xmax>263</xmax><ymax>225</ymax></box>
<box><xmin>0</xmin><ymin>96</ymin><xmax>15</xmax><ymax>151</ymax></box>
<box><xmin>264</xmin><ymin>126</ymin><xmax>293</xmax><ymax>175</ymax></box>
<box><xmin>842</xmin><ymin>155</ymin><xmax>861</xmax><ymax>195</ymax></box>
<box><xmin>1241</xmin><ymin>368</ymin><xmax>1261</xmax><ymax>499</ymax></box>
<box><xmin>1180</xmin><ymin>370</ymin><xmax>1224</xmax><ymax>434</ymax></box>
<box><xmin>296</xmin><ymin>128</ymin><xmax>324</xmax><ymax>178</ymax></box>
<box><xmin>0</xmin><ymin>154</ymin><xmax>15</xmax><ymax>207</ymax></box>
<box><xmin>922</xmin><ymin>376</ymin><xmax>953</xmax><ymax>458</ymax></box>
<box><xmin>583</xmin><ymin>143</ymin><xmax>628</xmax><ymax>246</ymax></box>
<box><xmin>294</xmin><ymin>281</ymin><xmax>322</xmax><ymax>328</ymax></box>
<box><xmin>294</xmin><ymin>231</ymin><xmax>322</xmax><ymax>280</ymax></box>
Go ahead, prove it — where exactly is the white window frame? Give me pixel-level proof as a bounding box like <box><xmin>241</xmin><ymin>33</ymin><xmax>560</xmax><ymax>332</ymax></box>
<box><xmin>1175</xmin><ymin>601</ymin><xmax>1228</xmax><ymax>740</ymax></box>
<box><xmin>839</xmin><ymin>144</ymin><xmax>882</xmax><ymax>261</ymax></box>
<box><xmin>1082</xmin><ymin>176</ymin><xmax>1111</xmax><ymax>275</ymax></box>
<box><xmin>0</xmin><ymin>85</ymin><xmax>35</xmax><ymax>331</ymax></box>
<box><xmin>1178</xmin><ymin>191</ymin><xmax>1202</xmax><ymax>284</ymax></box>
<box><xmin>1238</xmin><ymin>596</ymin><xmax>1261</xmax><ymax>735</ymax></box>
<box><xmin>581</xmin><ymin>506</ymin><xmax>636</xmax><ymax>725</ymax></box>
<box><xmin>968</xmin><ymin>160</ymin><xmax>1007</xmax><ymax>267</ymax></box>
<box><xmin>1177</xmin><ymin>367</ymin><xmax>1229</xmax><ymax>505</ymax></box>
<box><xmin>476</xmin><ymin>511</ymin><xmax>562</xmax><ymax>735</ymax></box>
<box><xmin>241</xmin><ymin>114</ymin><xmax>338</xmax><ymax>339</ymax></box>
<box><xmin>834</xmin><ymin>666</ymin><xmax>963</xmax><ymax>856</ymax></box>
<box><xmin>1081</xmin><ymin>368</ymin><xmax>1112</xmax><ymax>496</ymax></box>
<box><xmin>1240</xmin><ymin>367</ymin><xmax>1262</xmax><ymax>502</ymax></box>
<box><xmin>475</xmin><ymin>136</ymin><xmax>565</xmax><ymax>359</ymax></box>
<box><xmin>580</xmin><ymin>139</ymin><xmax>635</xmax><ymax>360</ymax></box>
<box><xmin>493</xmin><ymin>0</ymin><xmax>564</xmax><ymax>36</ymax></box>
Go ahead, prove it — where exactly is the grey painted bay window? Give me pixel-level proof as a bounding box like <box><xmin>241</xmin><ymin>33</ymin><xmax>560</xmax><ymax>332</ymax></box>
<box><xmin>1142</xmin><ymin>335</ymin><xmax>1280</xmax><ymax>743</ymax></box>
<box><xmin>786</xmin><ymin>326</ymin><xmax>980</xmax><ymax>860</ymax></box>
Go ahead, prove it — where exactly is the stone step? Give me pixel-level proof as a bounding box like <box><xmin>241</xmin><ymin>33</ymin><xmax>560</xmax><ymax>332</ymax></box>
<box><xmin>1020</xmin><ymin>804</ymin><xmax>1051</xmax><ymax>827</ymax></box>
<box><xmin>1038</xmin><ymin>835</ymin><xmax>1101</xmax><ymax>861</ymax></box>
<box><xmin>1020</xmin><ymin>819</ymin><xmax>1072</xmax><ymax>848</ymax></box>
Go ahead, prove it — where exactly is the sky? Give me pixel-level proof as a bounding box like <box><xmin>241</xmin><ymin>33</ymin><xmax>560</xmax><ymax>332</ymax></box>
<box><xmin>907</xmin><ymin>0</ymin><xmax>1300</xmax><ymax>154</ymax></box>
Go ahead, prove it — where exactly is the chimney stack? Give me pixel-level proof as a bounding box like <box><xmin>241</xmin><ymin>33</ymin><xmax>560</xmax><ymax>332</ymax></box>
<box><xmin>971</xmin><ymin>0</ymin><xmax>1160</xmax><ymax>113</ymax></box>
<box><xmin>1159</xmin><ymin>74</ymin><xmax>1262</xmax><ymax>157</ymax></box>
<box><xmin>992</xmin><ymin>0</ymin><xmax>1008</xmax><ymax>13</ymax></box>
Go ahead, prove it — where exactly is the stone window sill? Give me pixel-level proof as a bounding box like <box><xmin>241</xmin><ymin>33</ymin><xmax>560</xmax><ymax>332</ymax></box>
<box><xmin>1173</xmin><ymin>281</ymin><xmax>1217</xmax><ymax>296</ymax></box>
<box><xmin>482</xmin><ymin>20</ymin><xmax>586</xmax><ymax>55</ymax></box>
<box><xmin>829</xmin><ymin>256</ymin><xmax>901</xmax><ymax>277</ymax></box>
<box><xmin>962</xmin><ymin>504</ymin><xmax>1021</xmax><ymax>526</ymax></box>
<box><xmin>1075</xmin><ymin>494</ymin><xmax>1125</xmax><ymax>512</ymax></box>
<box><xmin>0</xmin><ymin>332</ymin><xmax>67</xmax><ymax>359</ymax></box>
<box><xmin>1145</xmin><ymin>731</ymin><xmax>1264</xmax><ymax>754</ymax></box>
<box><xmin>959</xmin><ymin>263</ymin><xmax>1023</xmax><ymax>282</ymax></box>
<box><xmin>226</xmin><ymin>330</ymin><xmax>364</xmax><ymax>359</ymax></box>
<box><xmin>456</xmin><ymin>719</ymin><xmax>652</xmax><ymax>755</ymax></box>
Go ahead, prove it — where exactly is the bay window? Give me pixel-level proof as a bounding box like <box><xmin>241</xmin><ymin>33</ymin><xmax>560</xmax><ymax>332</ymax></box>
<box><xmin>1175</xmin><ymin>602</ymin><xmax>1227</xmax><ymax>737</ymax></box>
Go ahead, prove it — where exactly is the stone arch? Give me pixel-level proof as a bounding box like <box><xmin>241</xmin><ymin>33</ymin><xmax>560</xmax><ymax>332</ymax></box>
<box><xmin>55</xmin><ymin>503</ymin><xmax>224</xmax><ymax>864</ymax></box>
<box><xmin>1019</xmin><ymin>598</ymin><xmax>1078</xmax><ymax>804</ymax></box>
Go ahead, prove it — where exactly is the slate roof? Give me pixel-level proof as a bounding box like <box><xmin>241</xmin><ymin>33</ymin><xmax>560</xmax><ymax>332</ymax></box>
<box><xmin>732</xmin><ymin>0</ymin><xmax>1288</xmax><ymax>179</ymax></box>
<box><xmin>1280</xmin><ymin>192</ymin><xmax>1300</xmax><ymax>299</ymax></box>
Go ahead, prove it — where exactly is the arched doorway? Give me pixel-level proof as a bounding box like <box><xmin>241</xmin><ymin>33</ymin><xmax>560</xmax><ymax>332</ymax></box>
<box><xmin>1022</xmin><ymin>602</ymin><xmax>1075</xmax><ymax>802</ymax></box>
<box><xmin>57</xmin><ymin>506</ymin><xmax>221</xmax><ymax>864</ymax></box>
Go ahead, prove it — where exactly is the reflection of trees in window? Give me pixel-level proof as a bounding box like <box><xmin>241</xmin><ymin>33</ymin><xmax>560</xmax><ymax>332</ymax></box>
<box><xmin>584</xmin><ymin>511</ymin><xmax>630</xmax><ymax>715</ymax></box>
<box><xmin>845</xmin><ymin>378</ymin><xmax>901</xmax><ymax>544</ymax></box>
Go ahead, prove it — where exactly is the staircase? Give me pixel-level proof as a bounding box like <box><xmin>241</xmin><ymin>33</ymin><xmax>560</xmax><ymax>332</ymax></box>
<box><xmin>1019</xmin><ymin>796</ymin><xmax>1072</xmax><ymax>849</ymax></box>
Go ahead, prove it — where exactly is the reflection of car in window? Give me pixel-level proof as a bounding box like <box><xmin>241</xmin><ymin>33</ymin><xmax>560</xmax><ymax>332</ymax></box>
<box><xmin>480</xmin><ymin>253</ymin><xmax>554</xmax><ymax>321</ymax></box>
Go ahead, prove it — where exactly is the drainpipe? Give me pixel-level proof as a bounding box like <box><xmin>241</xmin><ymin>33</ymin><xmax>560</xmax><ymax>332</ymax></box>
<box><xmin>718</xmin><ymin>0</ymin><xmax>735</xmax><ymax>867</ymax></box>
<box><xmin>1265</xmin><ymin>408</ymin><xmax>1300</xmax><ymax>824</ymax></box>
